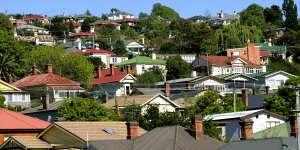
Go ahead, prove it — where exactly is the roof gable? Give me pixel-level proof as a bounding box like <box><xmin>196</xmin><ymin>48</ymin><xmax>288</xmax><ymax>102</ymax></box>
<box><xmin>141</xmin><ymin>93</ymin><xmax>181</xmax><ymax>108</ymax></box>
<box><xmin>0</xmin><ymin>80</ymin><xmax>22</xmax><ymax>92</ymax></box>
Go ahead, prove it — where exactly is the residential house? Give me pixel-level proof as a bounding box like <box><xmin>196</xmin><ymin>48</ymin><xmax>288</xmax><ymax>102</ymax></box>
<box><xmin>92</xmin><ymin>65</ymin><xmax>135</xmax><ymax>98</ymax></box>
<box><xmin>124</xmin><ymin>40</ymin><xmax>144</xmax><ymax>55</ymax></box>
<box><xmin>0</xmin><ymin>121</ymin><xmax>146</xmax><ymax>149</ymax></box>
<box><xmin>218</xmin><ymin>116</ymin><xmax>297</xmax><ymax>150</ymax></box>
<box><xmin>113</xmin><ymin>18</ymin><xmax>139</xmax><ymax>28</ymax></box>
<box><xmin>0</xmin><ymin>108</ymin><xmax>50</xmax><ymax>145</ymax></box>
<box><xmin>104</xmin><ymin>93</ymin><xmax>181</xmax><ymax>113</ymax></box>
<box><xmin>110</xmin><ymin>55</ymin><xmax>128</xmax><ymax>65</ymax></box>
<box><xmin>21</xmin><ymin>100</ymin><xmax>65</xmax><ymax>122</ymax></box>
<box><xmin>192</xmin><ymin>56</ymin><xmax>266</xmax><ymax>76</ymax></box>
<box><xmin>12</xmin><ymin>64</ymin><xmax>84</xmax><ymax>101</ymax></box>
<box><xmin>17</xmin><ymin>24</ymin><xmax>50</xmax><ymax>35</ymax></box>
<box><xmin>188</xmin><ymin>15</ymin><xmax>208</xmax><ymax>23</ymax></box>
<box><xmin>17</xmin><ymin>35</ymin><xmax>55</xmax><ymax>46</ymax></box>
<box><xmin>204</xmin><ymin>109</ymin><xmax>287</xmax><ymax>141</ymax></box>
<box><xmin>157</xmin><ymin>54</ymin><xmax>197</xmax><ymax>64</ymax></box>
<box><xmin>92</xmin><ymin>20</ymin><xmax>121</xmax><ymax>30</ymax></box>
<box><xmin>107</xmin><ymin>8</ymin><xmax>134</xmax><ymax>20</ymax></box>
<box><xmin>73</xmin><ymin>49</ymin><xmax>117</xmax><ymax>68</ymax></box>
<box><xmin>226</xmin><ymin>42</ymin><xmax>261</xmax><ymax>65</ymax></box>
<box><xmin>0</xmin><ymin>79</ymin><xmax>30</xmax><ymax>108</ymax></box>
<box><xmin>89</xmin><ymin>116</ymin><xmax>224</xmax><ymax>150</ymax></box>
<box><xmin>10</xmin><ymin>19</ymin><xmax>27</xmax><ymax>27</ymax></box>
<box><xmin>23</xmin><ymin>15</ymin><xmax>50</xmax><ymax>24</ymax></box>
<box><xmin>210</xmin><ymin>10</ymin><xmax>240</xmax><ymax>25</ymax></box>
<box><xmin>74</xmin><ymin>14</ymin><xmax>90</xmax><ymax>23</ymax></box>
<box><xmin>116</xmin><ymin>55</ymin><xmax>166</xmax><ymax>75</ymax></box>
<box><xmin>248</xmin><ymin>71</ymin><xmax>295</xmax><ymax>91</ymax></box>
<box><xmin>255</xmin><ymin>43</ymin><xmax>287</xmax><ymax>60</ymax></box>
<box><xmin>73</xmin><ymin>23</ymin><xmax>82</xmax><ymax>33</ymax></box>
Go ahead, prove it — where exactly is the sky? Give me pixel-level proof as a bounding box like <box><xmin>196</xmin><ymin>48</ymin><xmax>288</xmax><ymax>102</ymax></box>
<box><xmin>2</xmin><ymin>0</ymin><xmax>300</xmax><ymax>18</ymax></box>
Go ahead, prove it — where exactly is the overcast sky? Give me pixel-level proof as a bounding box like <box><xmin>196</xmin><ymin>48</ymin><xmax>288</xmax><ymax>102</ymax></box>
<box><xmin>2</xmin><ymin>0</ymin><xmax>300</xmax><ymax>18</ymax></box>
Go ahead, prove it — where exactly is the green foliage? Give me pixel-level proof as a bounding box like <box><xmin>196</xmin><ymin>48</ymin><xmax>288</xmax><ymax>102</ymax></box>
<box><xmin>81</xmin><ymin>17</ymin><xmax>97</xmax><ymax>32</ymax></box>
<box><xmin>138</xmin><ymin>15</ymin><xmax>169</xmax><ymax>40</ymax></box>
<box><xmin>222</xmin><ymin>94</ymin><xmax>246</xmax><ymax>112</ymax></box>
<box><xmin>45</xmin><ymin>17</ymin><xmax>68</xmax><ymax>38</ymax></box>
<box><xmin>120</xmin><ymin>24</ymin><xmax>139</xmax><ymax>39</ymax></box>
<box><xmin>85</xmin><ymin>9</ymin><xmax>92</xmax><ymax>16</ymax></box>
<box><xmin>285</xmin><ymin>76</ymin><xmax>300</xmax><ymax>86</ymax></box>
<box><xmin>166</xmin><ymin>55</ymin><xmax>193</xmax><ymax>80</ymax></box>
<box><xmin>267</xmin><ymin>61</ymin><xmax>300</xmax><ymax>75</ymax></box>
<box><xmin>87</xmin><ymin>57</ymin><xmax>106</xmax><ymax>69</ymax></box>
<box><xmin>26</xmin><ymin>46</ymin><xmax>94</xmax><ymax>89</ymax></box>
<box><xmin>283</xmin><ymin>0</ymin><xmax>299</xmax><ymax>30</ymax></box>
<box><xmin>113</xmin><ymin>40</ymin><xmax>127</xmax><ymax>55</ymax></box>
<box><xmin>264</xmin><ymin>94</ymin><xmax>290</xmax><ymax>116</ymax></box>
<box><xmin>216</xmin><ymin>22</ymin><xmax>263</xmax><ymax>50</ymax></box>
<box><xmin>240</xmin><ymin>3</ymin><xmax>266</xmax><ymax>29</ymax></box>
<box><xmin>133</xmin><ymin>67</ymin><xmax>163</xmax><ymax>88</ymax></box>
<box><xmin>159</xmin><ymin>41</ymin><xmax>180</xmax><ymax>54</ymax></box>
<box><xmin>57</xmin><ymin>97</ymin><xmax>110</xmax><ymax>121</ymax></box>
<box><xmin>264</xmin><ymin>5</ymin><xmax>284</xmax><ymax>27</ymax></box>
<box><xmin>0</xmin><ymin>13</ymin><xmax>13</xmax><ymax>34</ymax></box>
<box><xmin>151</xmin><ymin>3</ymin><xmax>180</xmax><ymax>21</ymax></box>
<box><xmin>68</xmin><ymin>21</ymin><xmax>75</xmax><ymax>33</ymax></box>
<box><xmin>0</xmin><ymin>91</ymin><xmax>5</xmax><ymax>108</ymax></box>
<box><xmin>101</xmin><ymin>14</ymin><xmax>108</xmax><ymax>20</ymax></box>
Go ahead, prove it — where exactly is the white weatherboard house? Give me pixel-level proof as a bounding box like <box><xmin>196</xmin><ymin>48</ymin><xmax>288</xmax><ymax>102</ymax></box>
<box><xmin>116</xmin><ymin>55</ymin><xmax>166</xmax><ymax>75</ymax></box>
<box><xmin>124</xmin><ymin>40</ymin><xmax>144</xmax><ymax>55</ymax></box>
<box><xmin>249</xmin><ymin>71</ymin><xmax>295</xmax><ymax>90</ymax></box>
<box><xmin>104</xmin><ymin>93</ymin><xmax>181</xmax><ymax>113</ymax></box>
<box><xmin>107</xmin><ymin>8</ymin><xmax>134</xmax><ymax>20</ymax></box>
<box><xmin>204</xmin><ymin>109</ymin><xmax>287</xmax><ymax>141</ymax></box>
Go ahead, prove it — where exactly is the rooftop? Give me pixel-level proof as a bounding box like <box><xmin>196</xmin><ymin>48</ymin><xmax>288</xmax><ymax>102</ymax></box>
<box><xmin>255</xmin><ymin>43</ymin><xmax>286</xmax><ymax>53</ymax></box>
<box><xmin>72</xmin><ymin>49</ymin><xmax>116</xmax><ymax>56</ymax></box>
<box><xmin>116</xmin><ymin>56</ymin><xmax>166</xmax><ymax>66</ymax></box>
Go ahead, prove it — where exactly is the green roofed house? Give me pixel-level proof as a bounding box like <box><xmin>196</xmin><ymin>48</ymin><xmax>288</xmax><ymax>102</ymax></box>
<box><xmin>255</xmin><ymin>43</ymin><xmax>287</xmax><ymax>64</ymax></box>
<box><xmin>116</xmin><ymin>54</ymin><xmax>166</xmax><ymax>75</ymax></box>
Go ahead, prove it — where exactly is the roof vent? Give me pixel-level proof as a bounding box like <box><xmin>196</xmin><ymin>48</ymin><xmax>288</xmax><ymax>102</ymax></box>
<box><xmin>103</xmin><ymin>129</ymin><xmax>114</xmax><ymax>134</ymax></box>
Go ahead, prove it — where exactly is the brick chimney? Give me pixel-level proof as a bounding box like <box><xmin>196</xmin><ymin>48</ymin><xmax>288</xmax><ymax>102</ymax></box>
<box><xmin>126</xmin><ymin>121</ymin><xmax>139</xmax><ymax>140</ymax></box>
<box><xmin>165</xmin><ymin>83</ymin><xmax>170</xmax><ymax>98</ymax></box>
<box><xmin>239</xmin><ymin>118</ymin><xmax>253</xmax><ymax>140</ymax></box>
<box><xmin>102</xmin><ymin>91</ymin><xmax>108</xmax><ymax>103</ymax></box>
<box><xmin>46</xmin><ymin>64</ymin><xmax>53</xmax><ymax>73</ymax></box>
<box><xmin>8</xmin><ymin>74</ymin><xmax>13</xmax><ymax>84</ymax></box>
<box><xmin>126</xmin><ymin>65</ymin><xmax>131</xmax><ymax>74</ymax></box>
<box><xmin>191</xmin><ymin>116</ymin><xmax>204</xmax><ymax>140</ymax></box>
<box><xmin>32</xmin><ymin>65</ymin><xmax>38</xmax><ymax>75</ymax></box>
<box><xmin>110</xmin><ymin>64</ymin><xmax>115</xmax><ymax>76</ymax></box>
<box><xmin>289</xmin><ymin>113</ymin><xmax>297</xmax><ymax>137</ymax></box>
<box><xmin>265</xmin><ymin>86</ymin><xmax>270</xmax><ymax>95</ymax></box>
<box><xmin>242</xmin><ymin>89</ymin><xmax>248</xmax><ymax>107</ymax></box>
<box><xmin>96</xmin><ymin>66</ymin><xmax>102</xmax><ymax>79</ymax></box>
<box><xmin>42</xmin><ymin>93</ymin><xmax>50</xmax><ymax>110</ymax></box>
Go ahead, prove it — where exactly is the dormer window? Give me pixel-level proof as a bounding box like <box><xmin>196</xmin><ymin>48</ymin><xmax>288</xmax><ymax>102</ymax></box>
<box><xmin>233</xmin><ymin>51</ymin><xmax>239</xmax><ymax>56</ymax></box>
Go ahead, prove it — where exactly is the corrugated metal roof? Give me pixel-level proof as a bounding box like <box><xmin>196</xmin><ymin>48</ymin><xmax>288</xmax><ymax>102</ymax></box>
<box><xmin>204</xmin><ymin>109</ymin><xmax>263</xmax><ymax>121</ymax></box>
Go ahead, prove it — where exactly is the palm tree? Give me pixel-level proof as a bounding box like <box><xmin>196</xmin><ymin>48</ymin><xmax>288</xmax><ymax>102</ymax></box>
<box><xmin>0</xmin><ymin>53</ymin><xmax>17</xmax><ymax>82</ymax></box>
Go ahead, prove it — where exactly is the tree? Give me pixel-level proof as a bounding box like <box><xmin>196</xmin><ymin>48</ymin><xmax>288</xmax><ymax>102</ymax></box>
<box><xmin>46</xmin><ymin>17</ymin><xmax>68</xmax><ymax>38</ymax></box>
<box><xmin>222</xmin><ymin>94</ymin><xmax>246</xmax><ymax>112</ymax></box>
<box><xmin>133</xmin><ymin>67</ymin><xmax>163</xmax><ymax>88</ymax></box>
<box><xmin>240</xmin><ymin>4</ymin><xmax>266</xmax><ymax>29</ymax></box>
<box><xmin>101</xmin><ymin>14</ymin><xmax>108</xmax><ymax>20</ymax></box>
<box><xmin>81</xmin><ymin>17</ymin><xmax>97</xmax><ymax>32</ymax></box>
<box><xmin>151</xmin><ymin>3</ymin><xmax>180</xmax><ymax>21</ymax></box>
<box><xmin>264</xmin><ymin>5</ymin><xmax>284</xmax><ymax>27</ymax></box>
<box><xmin>267</xmin><ymin>61</ymin><xmax>300</xmax><ymax>75</ymax></box>
<box><xmin>264</xmin><ymin>94</ymin><xmax>290</xmax><ymax>116</ymax></box>
<box><xmin>0</xmin><ymin>92</ymin><xmax>15</xmax><ymax>111</ymax></box>
<box><xmin>87</xmin><ymin>57</ymin><xmax>106</xmax><ymax>69</ymax></box>
<box><xmin>26</xmin><ymin>46</ymin><xmax>94</xmax><ymax>89</ymax></box>
<box><xmin>194</xmin><ymin>90</ymin><xmax>224</xmax><ymax>116</ymax></box>
<box><xmin>166</xmin><ymin>55</ymin><xmax>193</xmax><ymax>80</ymax></box>
<box><xmin>159</xmin><ymin>41</ymin><xmax>180</xmax><ymax>54</ymax></box>
<box><xmin>283</xmin><ymin>0</ymin><xmax>299</xmax><ymax>30</ymax></box>
<box><xmin>57</xmin><ymin>97</ymin><xmax>110</xmax><ymax>121</ymax></box>
<box><xmin>85</xmin><ymin>9</ymin><xmax>92</xmax><ymax>16</ymax></box>
<box><xmin>138</xmin><ymin>15</ymin><xmax>169</xmax><ymax>40</ymax></box>
<box><xmin>68</xmin><ymin>21</ymin><xmax>75</xmax><ymax>33</ymax></box>
<box><xmin>0</xmin><ymin>13</ymin><xmax>13</xmax><ymax>34</ymax></box>
<box><xmin>113</xmin><ymin>40</ymin><xmax>127</xmax><ymax>55</ymax></box>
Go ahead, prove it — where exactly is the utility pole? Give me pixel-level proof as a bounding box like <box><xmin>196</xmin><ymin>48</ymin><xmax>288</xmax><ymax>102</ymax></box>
<box><xmin>292</xmin><ymin>84</ymin><xmax>300</xmax><ymax>150</ymax></box>
<box><xmin>233</xmin><ymin>80</ymin><xmax>236</xmax><ymax>112</ymax></box>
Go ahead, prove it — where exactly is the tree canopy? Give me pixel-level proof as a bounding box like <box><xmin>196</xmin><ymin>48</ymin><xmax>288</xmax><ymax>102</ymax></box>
<box><xmin>166</xmin><ymin>55</ymin><xmax>193</xmax><ymax>80</ymax></box>
<box><xmin>151</xmin><ymin>3</ymin><xmax>180</xmax><ymax>21</ymax></box>
<box><xmin>283</xmin><ymin>0</ymin><xmax>299</xmax><ymax>30</ymax></box>
<box><xmin>0</xmin><ymin>13</ymin><xmax>13</xmax><ymax>34</ymax></box>
<box><xmin>133</xmin><ymin>67</ymin><xmax>163</xmax><ymax>88</ymax></box>
<box><xmin>240</xmin><ymin>4</ymin><xmax>266</xmax><ymax>29</ymax></box>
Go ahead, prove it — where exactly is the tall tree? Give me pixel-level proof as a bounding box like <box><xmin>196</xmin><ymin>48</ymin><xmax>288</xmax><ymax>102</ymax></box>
<box><xmin>112</xmin><ymin>40</ymin><xmax>127</xmax><ymax>55</ymax></box>
<box><xmin>264</xmin><ymin>5</ymin><xmax>284</xmax><ymax>27</ymax></box>
<box><xmin>133</xmin><ymin>67</ymin><xmax>163</xmax><ymax>88</ymax></box>
<box><xmin>240</xmin><ymin>4</ymin><xmax>266</xmax><ymax>29</ymax></box>
<box><xmin>283</xmin><ymin>0</ymin><xmax>299</xmax><ymax>30</ymax></box>
<box><xmin>85</xmin><ymin>9</ymin><xmax>92</xmax><ymax>16</ymax></box>
<box><xmin>166</xmin><ymin>55</ymin><xmax>193</xmax><ymax>80</ymax></box>
<box><xmin>0</xmin><ymin>13</ymin><xmax>13</xmax><ymax>34</ymax></box>
<box><xmin>151</xmin><ymin>3</ymin><xmax>180</xmax><ymax>21</ymax></box>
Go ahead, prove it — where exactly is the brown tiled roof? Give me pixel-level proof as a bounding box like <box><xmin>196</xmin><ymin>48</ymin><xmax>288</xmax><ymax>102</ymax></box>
<box><xmin>11</xmin><ymin>136</ymin><xmax>51</xmax><ymax>149</ymax></box>
<box><xmin>199</xmin><ymin>56</ymin><xmax>259</xmax><ymax>66</ymax></box>
<box><xmin>105</xmin><ymin>94</ymin><xmax>159</xmax><ymax>108</ymax></box>
<box><xmin>55</xmin><ymin>121</ymin><xmax>147</xmax><ymax>141</ymax></box>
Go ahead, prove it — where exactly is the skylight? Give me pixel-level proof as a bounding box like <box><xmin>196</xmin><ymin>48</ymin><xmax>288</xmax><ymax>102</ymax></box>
<box><xmin>103</xmin><ymin>129</ymin><xmax>114</xmax><ymax>134</ymax></box>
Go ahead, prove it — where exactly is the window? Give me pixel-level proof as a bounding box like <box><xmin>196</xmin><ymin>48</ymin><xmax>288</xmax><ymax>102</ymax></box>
<box><xmin>256</xmin><ymin>115</ymin><xmax>259</xmax><ymax>118</ymax></box>
<box><xmin>233</xmin><ymin>67</ymin><xmax>242</xmax><ymax>73</ymax></box>
<box><xmin>112</xmin><ymin>57</ymin><xmax>117</xmax><ymax>63</ymax></box>
<box><xmin>266</xmin><ymin>121</ymin><xmax>280</xmax><ymax>128</ymax></box>
<box><xmin>233</xmin><ymin>51</ymin><xmax>239</xmax><ymax>56</ymax></box>
<box><xmin>243</xmin><ymin>50</ymin><xmax>247</xmax><ymax>55</ymax></box>
<box><xmin>267</xmin><ymin>115</ymin><xmax>270</xmax><ymax>119</ymax></box>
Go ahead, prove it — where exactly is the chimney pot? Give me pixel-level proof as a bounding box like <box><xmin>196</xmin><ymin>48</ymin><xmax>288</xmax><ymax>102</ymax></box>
<box><xmin>239</xmin><ymin>118</ymin><xmax>253</xmax><ymax>140</ymax></box>
<box><xmin>191</xmin><ymin>116</ymin><xmax>204</xmax><ymax>140</ymax></box>
<box><xmin>8</xmin><ymin>74</ymin><xmax>13</xmax><ymax>84</ymax></box>
<box><xmin>289</xmin><ymin>114</ymin><xmax>297</xmax><ymax>137</ymax></box>
<box><xmin>42</xmin><ymin>94</ymin><xmax>50</xmax><ymax>110</ymax></box>
<box><xmin>46</xmin><ymin>64</ymin><xmax>53</xmax><ymax>73</ymax></box>
<box><xmin>110</xmin><ymin>64</ymin><xmax>115</xmax><ymax>76</ymax></box>
<box><xmin>126</xmin><ymin>121</ymin><xmax>139</xmax><ymax>140</ymax></box>
<box><xmin>242</xmin><ymin>89</ymin><xmax>248</xmax><ymax>107</ymax></box>
<box><xmin>165</xmin><ymin>83</ymin><xmax>170</xmax><ymax>98</ymax></box>
<box><xmin>32</xmin><ymin>65</ymin><xmax>38</xmax><ymax>75</ymax></box>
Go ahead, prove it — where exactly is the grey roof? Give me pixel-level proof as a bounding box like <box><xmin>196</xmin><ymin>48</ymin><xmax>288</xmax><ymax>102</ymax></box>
<box><xmin>155</xmin><ymin>77</ymin><xmax>197</xmax><ymax>86</ymax></box>
<box><xmin>21</xmin><ymin>100</ymin><xmax>65</xmax><ymax>114</ymax></box>
<box><xmin>204</xmin><ymin>109</ymin><xmax>263</xmax><ymax>121</ymax></box>
<box><xmin>169</xmin><ymin>90</ymin><xmax>203</xmax><ymax>101</ymax></box>
<box><xmin>135</xmin><ymin>88</ymin><xmax>164</xmax><ymax>95</ymax></box>
<box><xmin>218</xmin><ymin>137</ymin><xmax>296</xmax><ymax>150</ymax></box>
<box><xmin>188</xmin><ymin>15</ymin><xmax>207</xmax><ymax>20</ymax></box>
<box><xmin>89</xmin><ymin>126</ymin><xmax>224</xmax><ymax>150</ymax></box>
<box><xmin>247</xmin><ymin>94</ymin><xmax>267</xmax><ymax>110</ymax></box>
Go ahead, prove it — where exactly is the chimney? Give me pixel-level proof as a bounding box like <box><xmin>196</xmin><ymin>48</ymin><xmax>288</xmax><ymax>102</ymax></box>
<box><xmin>102</xmin><ymin>91</ymin><xmax>108</xmax><ymax>103</ymax></box>
<box><xmin>110</xmin><ymin>64</ymin><xmax>115</xmax><ymax>76</ymax></box>
<box><xmin>126</xmin><ymin>121</ymin><xmax>139</xmax><ymax>140</ymax></box>
<box><xmin>46</xmin><ymin>64</ymin><xmax>53</xmax><ymax>73</ymax></box>
<box><xmin>32</xmin><ymin>65</ymin><xmax>38</xmax><ymax>75</ymax></box>
<box><xmin>265</xmin><ymin>86</ymin><xmax>270</xmax><ymax>95</ymax></box>
<box><xmin>289</xmin><ymin>114</ymin><xmax>297</xmax><ymax>137</ymax></box>
<box><xmin>242</xmin><ymin>89</ymin><xmax>248</xmax><ymax>107</ymax></box>
<box><xmin>96</xmin><ymin>66</ymin><xmax>102</xmax><ymax>79</ymax></box>
<box><xmin>239</xmin><ymin>118</ymin><xmax>253</xmax><ymax>140</ymax></box>
<box><xmin>191</xmin><ymin>116</ymin><xmax>204</xmax><ymax>140</ymax></box>
<box><xmin>165</xmin><ymin>83</ymin><xmax>170</xmax><ymax>97</ymax></box>
<box><xmin>191</xmin><ymin>71</ymin><xmax>197</xmax><ymax>78</ymax></box>
<box><xmin>8</xmin><ymin>74</ymin><xmax>13</xmax><ymax>84</ymax></box>
<box><xmin>126</xmin><ymin>65</ymin><xmax>131</xmax><ymax>74</ymax></box>
<box><xmin>42</xmin><ymin>93</ymin><xmax>50</xmax><ymax>110</ymax></box>
<box><xmin>152</xmin><ymin>53</ymin><xmax>156</xmax><ymax>60</ymax></box>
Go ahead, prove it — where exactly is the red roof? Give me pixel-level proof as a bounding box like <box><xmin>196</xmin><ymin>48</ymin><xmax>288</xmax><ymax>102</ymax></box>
<box><xmin>24</xmin><ymin>15</ymin><xmax>44</xmax><ymax>19</ymax></box>
<box><xmin>199</xmin><ymin>56</ymin><xmax>259</xmax><ymax>66</ymax></box>
<box><xmin>0</xmin><ymin>108</ymin><xmax>50</xmax><ymax>130</ymax></box>
<box><xmin>92</xmin><ymin>68</ymin><xmax>128</xmax><ymax>84</ymax></box>
<box><xmin>260</xmin><ymin>51</ymin><xmax>270</xmax><ymax>57</ymax></box>
<box><xmin>73</xmin><ymin>23</ymin><xmax>82</xmax><ymax>27</ymax></box>
<box><xmin>113</xmin><ymin>18</ymin><xmax>139</xmax><ymax>23</ymax></box>
<box><xmin>70</xmin><ymin>32</ymin><xmax>99</xmax><ymax>37</ymax></box>
<box><xmin>72</xmin><ymin>49</ymin><xmax>116</xmax><ymax>56</ymax></box>
<box><xmin>12</xmin><ymin>73</ymin><xmax>82</xmax><ymax>89</ymax></box>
